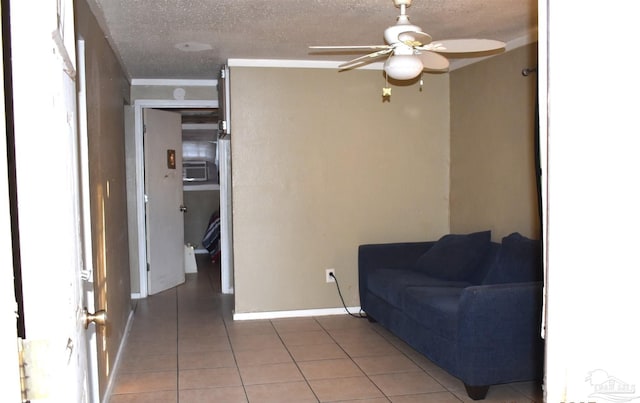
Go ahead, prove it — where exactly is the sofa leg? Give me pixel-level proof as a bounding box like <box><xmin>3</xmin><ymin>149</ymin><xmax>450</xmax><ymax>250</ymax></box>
<box><xmin>464</xmin><ymin>384</ymin><xmax>489</xmax><ymax>400</ymax></box>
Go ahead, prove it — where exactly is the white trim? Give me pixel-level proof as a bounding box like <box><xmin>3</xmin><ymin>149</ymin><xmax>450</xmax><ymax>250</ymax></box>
<box><xmin>131</xmin><ymin>78</ymin><xmax>218</xmax><ymax>87</ymax></box>
<box><xmin>228</xmin><ymin>58</ymin><xmax>384</xmax><ymax>71</ymax></box>
<box><xmin>195</xmin><ymin>248</ymin><xmax>209</xmax><ymax>254</ymax></box>
<box><xmin>130</xmin><ymin>292</ymin><xmax>143</xmax><ymax>300</ymax></box>
<box><xmin>233</xmin><ymin>307</ymin><xmax>362</xmax><ymax>321</ymax></box>
<box><xmin>101</xmin><ymin>309</ymin><xmax>134</xmax><ymax>402</ymax></box>
<box><xmin>133</xmin><ymin>98</ymin><xmax>219</xmax><ymax>298</ymax></box>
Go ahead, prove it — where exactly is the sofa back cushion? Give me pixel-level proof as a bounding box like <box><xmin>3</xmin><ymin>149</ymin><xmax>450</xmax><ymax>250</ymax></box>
<box><xmin>413</xmin><ymin>230</ymin><xmax>491</xmax><ymax>281</ymax></box>
<box><xmin>483</xmin><ymin>232</ymin><xmax>542</xmax><ymax>284</ymax></box>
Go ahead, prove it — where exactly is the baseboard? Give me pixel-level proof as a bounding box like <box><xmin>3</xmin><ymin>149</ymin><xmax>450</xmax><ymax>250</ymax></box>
<box><xmin>130</xmin><ymin>292</ymin><xmax>143</xmax><ymax>299</ymax></box>
<box><xmin>101</xmin><ymin>308</ymin><xmax>135</xmax><ymax>402</ymax></box>
<box><xmin>233</xmin><ymin>306</ymin><xmax>362</xmax><ymax>321</ymax></box>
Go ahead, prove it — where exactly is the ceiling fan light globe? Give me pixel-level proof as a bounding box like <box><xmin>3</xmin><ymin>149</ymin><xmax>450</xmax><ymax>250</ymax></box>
<box><xmin>384</xmin><ymin>55</ymin><xmax>423</xmax><ymax>80</ymax></box>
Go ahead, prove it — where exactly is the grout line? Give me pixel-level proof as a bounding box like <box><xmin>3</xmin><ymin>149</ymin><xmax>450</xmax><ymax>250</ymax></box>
<box><xmin>315</xmin><ymin>317</ymin><xmax>392</xmax><ymax>401</ymax></box>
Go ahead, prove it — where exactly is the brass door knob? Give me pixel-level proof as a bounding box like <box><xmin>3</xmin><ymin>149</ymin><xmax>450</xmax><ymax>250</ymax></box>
<box><xmin>82</xmin><ymin>308</ymin><xmax>107</xmax><ymax>329</ymax></box>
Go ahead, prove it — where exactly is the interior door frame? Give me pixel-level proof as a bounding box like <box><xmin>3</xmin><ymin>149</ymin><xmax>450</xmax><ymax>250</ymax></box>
<box><xmin>133</xmin><ymin>98</ymin><xmax>227</xmax><ymax>298</ymax></box>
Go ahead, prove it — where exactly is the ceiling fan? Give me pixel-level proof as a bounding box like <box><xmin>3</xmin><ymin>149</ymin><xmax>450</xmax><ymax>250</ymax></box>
<box><xmin>309</xmin><ymin>0</ymin><xmax>506</xmax><ymax>81</ymax></box>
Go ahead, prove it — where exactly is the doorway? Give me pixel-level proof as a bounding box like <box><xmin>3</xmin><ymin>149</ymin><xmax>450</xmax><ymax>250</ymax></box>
<box><xmin>131</xmin><ymin>97</ymin><xmax>233</xmax><ymax>298</ymax></box>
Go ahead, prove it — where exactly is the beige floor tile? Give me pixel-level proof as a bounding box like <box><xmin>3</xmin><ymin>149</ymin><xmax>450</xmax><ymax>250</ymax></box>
<box><xmin>329</xmin><ymin>328</ymin><xmax>387</xmax><ymax>345</ymax></box>
<box><xmin>341</xmin><ymin>340</ymin><xmax>401</xmax><ymax>358</ymax></box>
<box><xmin>179</xmin><ymin>349</ymin><xmax>236</xmax><ymax>369</ymax></box>
<box><xmin>178</xmin><ymin>335</ymin><xmax>232</xmax><ymax>353</ymax></box>
<box><xmin>123</xmin><ymin>338</ymin><xmax>177</xmax><ymax>357</ymax></box>
<box><xmin>272</xmin><ymin>317</ymin><xmax>323</xmax><ymax>333</ymax></box>
<box><xmin>178</xmin><ymin>367</ymin><xmax>242</xmax><ymax>389</ymax></box>
<box><xmin>279</xmin><ymin>330</ymin><xmax>334</xmax><ymax>347</ymax></box>
<box><xmin>308</xmin><ymin>375</ymin><xmax>384</xmax><ymax>402</ymax></box>
<box><xmin>315</xmin><ymin>315</ymin><xmax>372</xmax><ymax>330</ymax></box>
<box><xmin>452</xmin><ymin>384</ymin><xmax>534</xmax><ymax>403</ymax></box>
<box><xmin>424</xmin><ymin>367</ymin><xmax>465</xmax><ymax>391</ymax></box>
<box><xmin>127</xmin><ymin>323</ymin><xmax>177</xmax><ymax>339</ymax></box>
<box><xmin>229</xmin><ymin>332</ymin><xmax>285</xmax><ymax>351</ymax></box>
<box><xmin>239</xmin><ymin>362</ymin><xmax>304</xmax><ymax>385</ymax></box>
<box><xmin>370</xmin><ymin>372</ymin><xmax>445</xmax><ymax>396</ymax></box>
<box><xmin>178</xmin><ymin>323</ymin><xmax>228</xmax><ymax>338</ymax></box>
<box><xmin>354</xmin><ymin>354</ymin><xmax>422</xmax><ymax>375</ymax></box>
<box><xmin>178</xmin><ymin>386</ymin><xmax>248</xmax><ymax>403</ymax></box>
<box><xmin>511</xmin><ymin>381</ymin><xmax>543</xmax><ymax>402</ymax></box>
<box><xmin>287</xmin><ymin>342</ymin><xmax>348</xmax><ymax>362</ymax></box>
<box><xmin>234</xmin><ymin>346</ymin><xmax>293</xmax><ymax>367</ymax></box>
<box><xmin>390</xmin><ymin>391</ymin><xmax>462</xmax><ymax>402</ymax></box>
<box><xmin>225</xmin><ymin>320</ymin><xmax>276</xmax><ymax>336</ymax></box>
<box><xmin>111</xmin><ymin>258</ymin><xmax>540</xmax><ymax>403</ymax></box>
<box><xmin>112</xmin><ymin>370</ymin><xmax>177</xmax><ymax>394</ymax></box>
<box><xmin>298</xmin><ymin>358</ymin><xmax>365</xmax><ymax>380</ymax></box>
<box><xmin>244</xmin><ymin>381</ymin><xmax>318</xmax><ymax>403</ymax></box>
<box><xmin>109</xmin><ymin>390</ymin><xmax>177</xmax><ymax>403</ymax></box>
<box><xmin>119</xmin><ymin>353</ymin><xmax>177</xmax><ymax>373</ymax></box>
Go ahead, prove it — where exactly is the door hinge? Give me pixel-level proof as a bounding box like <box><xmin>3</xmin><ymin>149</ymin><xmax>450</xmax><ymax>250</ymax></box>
<box><xmin>19</xmin><ymin>338</ymin><xmax>54</xmax><ymax>401</ymax></box>
<box><xmin>218</xmin><ymin>120</ymin><xmax>227</xmax><ymax>132</ymax></box>
<box><xmin>147</xmin><ymin>263</ymin><xmax>150</xmax><ymax>272</ymax></box>
<box><xmin>143</xmin><ymin>124</ymin><xmax>147</xmax><ymax>134</ymax></box>
<box><xmin>18</xmin><ymin>338</ymin><xmax>28</xmax><ymax>402</ymax></box>
<box><xmin>220</xmin><ymin>68</ymin><xmax>226</xmax><ymax>79</ymax></box>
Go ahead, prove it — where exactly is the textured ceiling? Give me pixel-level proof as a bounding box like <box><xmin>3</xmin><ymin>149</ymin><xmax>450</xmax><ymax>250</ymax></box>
<box><xmin>86</xmin><ymin>0</ymin><xmax>537</xmax><ymax>80</ymax></box>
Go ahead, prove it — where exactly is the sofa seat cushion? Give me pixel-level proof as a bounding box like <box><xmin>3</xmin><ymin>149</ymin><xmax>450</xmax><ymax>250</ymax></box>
<box><xmin>483</xmin><ymin>232</ymin><xmax>542</xmax><ymax>285</ymax></box>
<box><xmin>367</xmin><ymin>268</ymin><xmax>470</xmax><ymax>308</ymax></box>
<box><xmin>402</xmin><ymin>286</ymin><xmax>465</xmax><ymax>340</ymax></box>
<box><xmin>414</xmin><ymin>230</ymin><xmax>491</xmax><ymax>281</ymax></box>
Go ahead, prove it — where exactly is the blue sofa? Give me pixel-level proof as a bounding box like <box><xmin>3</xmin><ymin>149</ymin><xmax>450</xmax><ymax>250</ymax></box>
<box><xmin>358</xmin><ymin>231</ymin><xmax>544</xmax><ymax>400</ymax></box>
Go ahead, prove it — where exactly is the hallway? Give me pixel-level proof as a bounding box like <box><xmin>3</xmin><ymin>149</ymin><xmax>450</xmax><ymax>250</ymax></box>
<box><xmin>110</xmin><ymin>257</ymin><xmax>541</xmax><ymax>402</ymax></box>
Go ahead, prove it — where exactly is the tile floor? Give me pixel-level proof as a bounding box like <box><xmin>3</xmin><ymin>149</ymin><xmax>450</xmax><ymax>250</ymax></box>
<box><xmin>110</xmin><ymin>255</ymin><xmax>543</xmax><ymax>402</ymax></box>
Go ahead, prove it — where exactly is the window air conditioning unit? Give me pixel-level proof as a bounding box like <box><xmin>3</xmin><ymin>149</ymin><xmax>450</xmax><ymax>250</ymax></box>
<box><xmin>183</xmin><ymin>161</ymin><xmax>213</xmax><ymax>182</ymax></box>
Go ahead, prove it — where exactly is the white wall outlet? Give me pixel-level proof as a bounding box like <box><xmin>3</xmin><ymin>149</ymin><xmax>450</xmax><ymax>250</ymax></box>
<box><xmin>325</xmin><ymin>268</ymin><xmax>336</xmax><ymax>283</ymax></box>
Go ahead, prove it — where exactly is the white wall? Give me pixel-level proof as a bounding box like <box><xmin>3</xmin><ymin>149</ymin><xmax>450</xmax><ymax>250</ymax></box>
<box><xmin>544</xmin><ymin>1</ymin><xmax>640</xmax><ymax>401</ymax></box>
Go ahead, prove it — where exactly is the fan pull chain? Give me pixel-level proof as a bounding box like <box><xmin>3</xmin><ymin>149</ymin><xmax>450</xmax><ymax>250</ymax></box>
<box><xmin>382</xmin><ymin>53</ymin><xmax>393</xmax><ymax>99</ymax></box>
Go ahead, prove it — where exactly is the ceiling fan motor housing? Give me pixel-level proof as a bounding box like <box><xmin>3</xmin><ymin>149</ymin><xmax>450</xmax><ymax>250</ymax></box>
<box><xmin>384</xmin><ymin>17</ymin><xmax>422</xmax><ymax>44</ymax></box>
<box><xmin>393</xmin><ymin>0</ymin><xmax>413</xmax><ymax>6</ymax></box>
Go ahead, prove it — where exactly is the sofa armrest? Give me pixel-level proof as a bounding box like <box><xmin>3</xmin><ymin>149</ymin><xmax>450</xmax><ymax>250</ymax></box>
<box><xmin>358</xmin><ymin>242</ymin><xmax>434</xmax><ymax>307</ymax></box>
<box><xmin>456</xmin><ymin>282</ymin><xmax>544</xmax><ymax>386</ymax></box>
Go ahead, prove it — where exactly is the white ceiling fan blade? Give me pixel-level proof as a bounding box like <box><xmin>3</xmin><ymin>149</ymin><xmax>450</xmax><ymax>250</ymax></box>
<box><xmin>339</xmin><ymin>48</ymin><xmax>394</xmax><ymax>69</ymax></box>
<box><xmin>415</xmin><ymin>51</ymin><xmax>450</xmax><ymax>72</ymax></box>
<box><xmin>309</xmin><ymin>45</ymin><xmax>390</xmax><ymax>51</ymax></box>
<box><xmin>428</xmin><ymin>39</ymin><xmax>506</xmax><ymax>54</ymax></box>
<box><xmin>398</xmin><ymin>31</ymin><xmax>432</xmax><ymax>47</ymax></box>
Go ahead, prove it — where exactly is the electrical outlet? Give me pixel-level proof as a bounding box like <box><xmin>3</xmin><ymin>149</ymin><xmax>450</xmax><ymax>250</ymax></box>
<box><xmin>325</xmin><ymin>268</ymin><xmax>336</xmax><ymax>283</ymax></box>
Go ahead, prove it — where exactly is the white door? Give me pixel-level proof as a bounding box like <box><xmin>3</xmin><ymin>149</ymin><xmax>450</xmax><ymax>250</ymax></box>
<box><xmin>144</xmin><ymin>109</ymin><xmax>186</xmax><ymax>294</ymax></box>
<box><xmin>9</xmin><ymin>0</ymin><xmax>95</xmax><ymax>401</ymax></box>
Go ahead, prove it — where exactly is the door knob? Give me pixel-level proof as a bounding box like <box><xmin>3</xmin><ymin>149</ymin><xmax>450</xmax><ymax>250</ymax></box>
<box><xmin>180</xmin><ymin>205</ymin><xmax>187</xmax><ymax>213</ymax></box>
<box><xmin>82</xmin><ymin>308</ymin><xmax>107</xmax><ymax>329</ymax></box>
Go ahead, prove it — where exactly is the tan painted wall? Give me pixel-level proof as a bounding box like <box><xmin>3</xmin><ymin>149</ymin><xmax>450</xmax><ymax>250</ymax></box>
<box><xmin>230</xmin><ymin>67</ymin><xmax>451</xmax><ymax>313</ymax></box>
<box><xmin>449</xmin><ymin>44</ymin><xmax>539</xmax><ymax>241</ymax></box>
<box><xmin>76</xmin><ymin>0</ymin><xmax>131</xmax><ymax>398</ymax></box>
